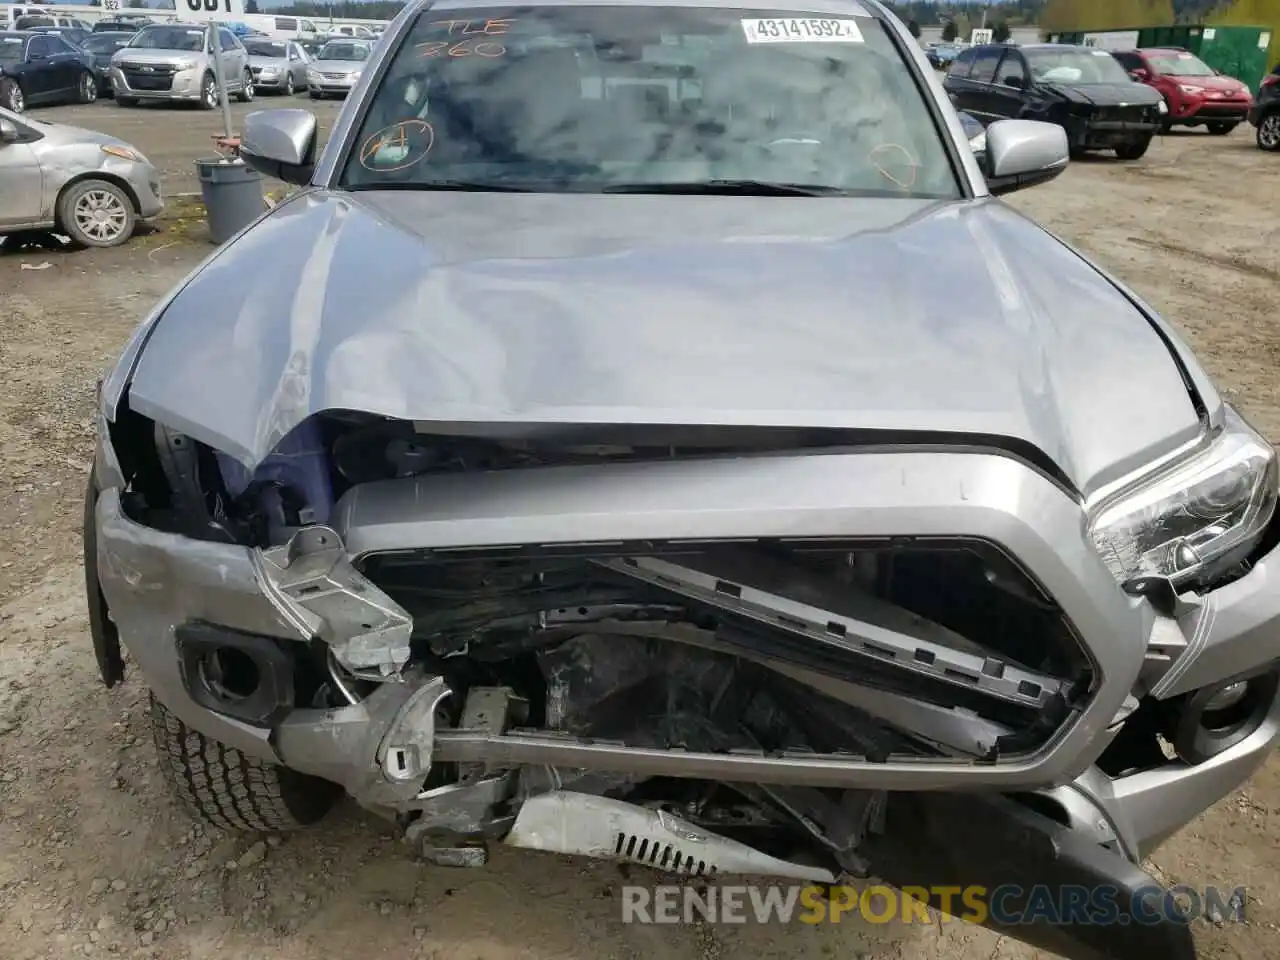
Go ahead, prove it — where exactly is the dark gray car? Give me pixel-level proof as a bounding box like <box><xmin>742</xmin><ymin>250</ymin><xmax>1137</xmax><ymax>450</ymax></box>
<box><xmin>86</xmin><ymin>5</ymin><xmax>1280</xmax><ymax>960</ymax></box>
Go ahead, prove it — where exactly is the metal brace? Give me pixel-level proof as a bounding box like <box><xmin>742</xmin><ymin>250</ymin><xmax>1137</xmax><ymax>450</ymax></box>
<box><xmin>254</xmin><ymin>525</ymin><xmax>413</xmax><ymax>678</ymax></box>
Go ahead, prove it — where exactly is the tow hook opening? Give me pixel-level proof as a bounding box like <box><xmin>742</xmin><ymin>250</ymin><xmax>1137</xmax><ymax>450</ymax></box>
<box><xmin>175</xmin><ymin>623</ymin><xmax>296</xmax><ymax>728</ymax></box>
<box><xmin>198</xmin><ymin>646</ymin><xmax>261</xmax><ymax>702</ymax></box>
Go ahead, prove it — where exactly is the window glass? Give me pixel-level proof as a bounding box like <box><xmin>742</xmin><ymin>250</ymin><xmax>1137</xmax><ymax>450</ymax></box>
<box><xmin>968</xmin><ymin>48</ymin><xmax>1001</xmax><ymax>83</ymax></box>
<box><xmin>994</xmin><ymin>51</ymin><xmax>1026</xmax><ymax>87</ymax></box>
<box><xmin>341</xmin><ymin>6</ymin><xmax>962</xmax><ymax>199</ymax></box>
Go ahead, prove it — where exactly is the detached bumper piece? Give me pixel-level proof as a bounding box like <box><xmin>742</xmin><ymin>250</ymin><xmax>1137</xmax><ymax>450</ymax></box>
<box><xmin>860</xmin><ymin>791</ymin><xmax>1198</xmax><ymax>960</ymax></box>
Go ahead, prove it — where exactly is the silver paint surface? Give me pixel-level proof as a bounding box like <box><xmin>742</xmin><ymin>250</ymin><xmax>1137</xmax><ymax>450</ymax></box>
<box><xmin>123</xmin><ymin>189</ymin><xmax>1201</xmax><ymax>497</ymax></box>
<box><xmin>0</xmin><ymin>106</ymin><xmax>162</xmax><ymax>230</ymax></box>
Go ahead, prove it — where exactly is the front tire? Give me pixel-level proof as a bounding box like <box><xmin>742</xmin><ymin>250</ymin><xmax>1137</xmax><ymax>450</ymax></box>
<box><xmin>200</xmin><ymin>72</ymin><xmax>218</xmax><ymax>110</ymax></box>
<box><xmin>236</xmin><ymin>69</ymin><xmax>255</xmax><ymax>103</ymax></box>
<box><xmin>284</xmin><ymin>73</ymin><xmax>295</xmax><ymax>96</ymax></box>
<box><xmin>1115</xmin><ymin>135</ymin><xmax>1152</xmax><ymax>160</ymax></box>
<box><xmin>150</xmin><ymin>697</ymin><xmax>340</xmax><ymax>832</ymax></box>
<box><xmin>1258</xmin><ymin>112</ymin><xmax>1280</xmax><ymax>151</ymax></box>
<box><xmin>76</xmin><ymin>70</ymin><xmax>97</xmax><ymax>104</ymax></box>
<box><xmin>57</xmin><ymin>179</ymin><xmax>136</xmax><ymax>248</ymax></box>
<box><xmin>0</xmin><ymin>77</ymin><xmax>23</xmax><ymax>113</ymax></box>
<box><xmin>1206</xmin><ymin>121</ymin><xmax>1237</xmax><ymax>136</ymax></box>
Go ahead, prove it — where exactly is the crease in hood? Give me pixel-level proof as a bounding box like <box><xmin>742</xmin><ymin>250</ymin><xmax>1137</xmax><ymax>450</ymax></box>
<box><xmin>122</xmin><ymin>189</ymin><xmax>1203</xmax><ymax>497</ymax></box>
<box><xmin>1042</xmin><ymin>81</ymin><xmax>1164</xmax><ymax>107</ymax></box>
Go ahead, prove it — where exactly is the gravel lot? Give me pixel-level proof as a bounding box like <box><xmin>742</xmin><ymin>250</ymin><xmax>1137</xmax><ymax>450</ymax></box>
<box><xmin>1</xmin><ymin>101</ymin><xmax>1279</xmax><ymax>960</ymax></box>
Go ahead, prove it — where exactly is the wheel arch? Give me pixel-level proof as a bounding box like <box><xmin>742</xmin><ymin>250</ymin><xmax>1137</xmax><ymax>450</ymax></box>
<box><xmin>56</xmin><ymin>171</ymin><xmax>142</xmax><ymax>222</ymax></box>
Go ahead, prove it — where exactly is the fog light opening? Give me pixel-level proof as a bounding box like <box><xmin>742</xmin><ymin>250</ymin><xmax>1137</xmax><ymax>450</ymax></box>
<box><xmin>199</xmin><ymin>646</ymin><xmax>261</xmax><ymax>702</ymax></box>
<box><xmin>1201</xmin><ymin>681</ymin><xmax>1250</xmax><ymax>719</ymax></box>
<box><xmin>1172</xmin><ymin>669</ymin><xmax>1280</xmax><ymax>765</ymax></box>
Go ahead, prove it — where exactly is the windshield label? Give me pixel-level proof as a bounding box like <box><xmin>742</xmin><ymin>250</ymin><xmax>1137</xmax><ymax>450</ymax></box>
<box><xmin>740</xmin><ymin>18</ymin><xmax>864</xmax><ymax>44</ymax></box>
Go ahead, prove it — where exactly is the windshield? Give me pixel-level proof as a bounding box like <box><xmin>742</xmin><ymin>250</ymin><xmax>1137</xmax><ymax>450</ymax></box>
<box><xmin>128</xmin><ymin>25</ymin><xmax>205</xmax><ymax>52</ymax></box>
<box><xmin>340</xmin><ymin>6</ymin><xmax>959</xmax><ymax>199</ymax></box>
<box><xmin>319</xmin><ymin>40</ymin><xmax>370</xmax><ymax>61</ymax></box>
<box><xmin>1025</xmin><ymin>47</ymin><xmax>1132</xmax><ymax>84</ymax></box>
<box><xmin>245</xmin><ymin>39</ymin><xmax>287</xmax><ymax>57</ymax></box>
<box><xmin>1148</xmin><ymin>51</ymin><xmax>1214</xmax><ymax>76</ymax></box>
<box><xmin>0</xmin><ymin>34</ymin><xmax>24</xmax><ymax>62</ymax></box>
<box><xmin>81</xmin><ymin>34</ymin><xmax>130</xmax><ymax>53</ymax></box>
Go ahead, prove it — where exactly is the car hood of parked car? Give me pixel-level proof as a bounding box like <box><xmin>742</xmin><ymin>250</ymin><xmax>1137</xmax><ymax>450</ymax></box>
<box><xmin>116</xmin><ymin>190</ymin><xmax>1206</xmax><ymax>497</ymax></box>
<box><xmin>110</xmin><ymin>48</ymin><xmax>198</xmax><ymax>65</ymax></box>
<box><xmin>309</xmin><ymin>58</ymin><xmax>364</xmax><ymax>73</ymax></box>
<box><xmin>248</xmin><ymin>54</ymin><xmax>289</xmax><ymax>69</ymax></box>
<box><xmin>1039</xmin><ymin>80</ymin><xmax>1165</xmax><ymax>107</ymax></box>
<box><xmin>1169</xmin><ymin>73</ymin><xmax>1252</xmax><ymax>94</ymax></box>
<box><xmin>18</xmin><ymin>113</ymin><xmax>138</xmax><ymax>150</ymax></box>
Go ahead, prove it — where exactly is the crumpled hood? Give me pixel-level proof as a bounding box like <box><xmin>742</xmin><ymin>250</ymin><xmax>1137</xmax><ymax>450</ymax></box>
<box><xmin>1044</xmin><ymin>81</ymin><xmax>1164</xmax><ymax>107</ymax></box>
<box><xmin>122</xmin><ymin>190</ymin><xmax>1203</xmax><ymax>496</ymax></box>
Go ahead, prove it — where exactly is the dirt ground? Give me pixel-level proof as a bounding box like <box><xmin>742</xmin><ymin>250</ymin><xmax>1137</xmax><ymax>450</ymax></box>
<box><xmin>1</xmin><ymin>101</ymin><xmax>1279</xmax><ymax>960</ymax></box>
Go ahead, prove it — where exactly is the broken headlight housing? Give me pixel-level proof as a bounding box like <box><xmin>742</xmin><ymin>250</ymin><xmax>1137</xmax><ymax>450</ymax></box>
<box><xmin>1089</xmin><ymin>408</ymin><xmax>1279</xmax><ymax>589</ymax></box>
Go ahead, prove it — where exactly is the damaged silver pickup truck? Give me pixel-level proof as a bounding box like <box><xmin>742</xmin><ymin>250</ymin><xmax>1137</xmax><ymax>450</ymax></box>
<box><xmin>84</xmin><ymin>1</ymin><xmax>1279</xmax><ymax>958</ymax></box>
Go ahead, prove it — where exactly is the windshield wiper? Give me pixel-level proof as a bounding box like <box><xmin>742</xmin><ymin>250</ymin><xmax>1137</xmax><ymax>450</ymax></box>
<box><xmin>600</xmin><ymin>179</ymin><xmax>842</xmax><ymax>197</ymax></box>
<box><xmin>347</xmin><ymin>180</ymin><xmax>539</xmax><ymax>193</ymax></box>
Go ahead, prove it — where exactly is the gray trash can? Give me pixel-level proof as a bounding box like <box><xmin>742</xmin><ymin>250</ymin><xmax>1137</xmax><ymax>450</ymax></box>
<box><xmin>196</xmin><ymin>158</ymin><xmax>265</xmax><ymax>245</ymax></box>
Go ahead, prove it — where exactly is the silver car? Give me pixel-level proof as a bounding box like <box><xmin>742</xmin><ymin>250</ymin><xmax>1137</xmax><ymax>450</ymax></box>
<box><xmin>305</xmin><ymin>37</ymin><xmax>369</xmax><ymax>98</ymax></box>
<box><xmin>0</xmin><ymin>105</ymin><xmax>161</xmax><ymax>246</ymax></box>
<box><xmin>242</xmin><ymin>37</ymin><xmax>309</xmax><ymax>96</ymax></box>
<box><xmin>109</xmin><ymin>22</ymin><xmax>253</xmax><ymax>109</ymax></box>
<box><xmin>87</xmin><ymin>4</ymin><xmax>1280</xmax><ymax>959</ymax></box>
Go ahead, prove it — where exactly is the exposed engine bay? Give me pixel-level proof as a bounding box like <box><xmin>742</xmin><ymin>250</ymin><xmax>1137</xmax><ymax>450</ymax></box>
<box><xmin>101</xmin><ymin>409</ymin><xmax>1097</xmax><ymax>879</ymax></box>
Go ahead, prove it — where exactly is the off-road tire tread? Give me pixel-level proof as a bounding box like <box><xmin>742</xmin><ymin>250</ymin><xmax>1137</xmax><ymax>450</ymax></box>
<box><xmin>150</xmin><ymin>696</ymin><xmax>338</xmax><ymax>832</ymax></box>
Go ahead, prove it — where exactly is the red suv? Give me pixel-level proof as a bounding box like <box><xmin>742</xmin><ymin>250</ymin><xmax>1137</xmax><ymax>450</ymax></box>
<box><xmin>1112</xmin><ymin>47</ymin><xmax>1254</xmax><ymax>135</ymax></box>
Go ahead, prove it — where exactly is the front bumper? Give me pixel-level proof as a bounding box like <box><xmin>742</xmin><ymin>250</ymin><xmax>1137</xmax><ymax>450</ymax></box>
<box><xmin>1064</xmin><ymin>116</ymin><xmax>1161</xmax><ymax>149</ymax></box>
<box><xmin>307</xmin><ymin>74</ymin><xmax>356</xmax><ymax>95</ymax></box>
<box><xmin>1169</xmin><ymin>97</ymin><xmax>1252</xmax><ymax>124</ymax></box>
<box><xmin>118</xmin><ymin>161</ymin><xmax>164</xmax><ymax>220</ymax></box>
<box><xmin>109</xmin><ymin>65</ymin><xmax>204</xmax><ymax>102</ymax></box>
<box><xmin>89</xmin><ymin>423</ymin><xmax>1280</xmax><ymax>857</ymax></box>
<box><xmin>250</xmin><ymin>70</ymin><xmax>290</xmax><ymax>91</ymax></box>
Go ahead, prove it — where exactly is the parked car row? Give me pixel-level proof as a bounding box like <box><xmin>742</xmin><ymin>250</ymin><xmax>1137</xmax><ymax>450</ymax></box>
<box><xmin>946</xmin><ymin>40</ymin><xmax>1279</xmax><ymax>157</ymax></box>
<box><xmin>0</xmin><ymin>20</ymin><xmax>375</xmax><ymax>115</ymax></box>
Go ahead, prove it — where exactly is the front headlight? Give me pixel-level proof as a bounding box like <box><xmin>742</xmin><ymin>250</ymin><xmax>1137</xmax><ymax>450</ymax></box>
<box><xmin>1157</xmin><ymin>100</ymin><xmax>1168</xmax><ymax>114</ymax></box>
<box><xmin>101</xmin><ymin>144</ymin><xmax>143</xmax><ymax>163</ymax></box>
<box><xmin>1089</xmin><ymin>409</ymin><xmax>1278</xmax><ymax>588</ymax></box>
<box><xmin>307</xmin><ymin>69</ymin><xmax>320</xmax><ymax>80</ymax></box>
<box><xmin>348</xmin><ymin>69</ymin><xmax>362</xmax><ymax>80</ymax></box>
<box><xmin>174</xmin><ymin>58</ymin><xmax>199</xmax><ymax>71</ymax></box>
<box><xmin>1180</xmin><ymin>84</ymin><xmax>1205</xmax><ymax>95</ymax></box>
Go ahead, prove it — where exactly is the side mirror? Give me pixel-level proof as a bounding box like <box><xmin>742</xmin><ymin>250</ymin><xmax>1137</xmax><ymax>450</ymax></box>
<box><xmin>0</xmin><ymin>117</ymin><xmax>19</xmax><ymax>142</ymax></box>
<box><xmin>1002</xmin><ymin>75</ymin><xmax>1026</xmax><ymax>89</ymax></box>
<box><xmin>983</xmin><ymin>118</ymin><xmax>1068</xmax><ymax>196</ymax></box>
<box><xmin>240</xmin><ymin>107</ymin><xmax>317</xmax><ymax>186</ymax></box>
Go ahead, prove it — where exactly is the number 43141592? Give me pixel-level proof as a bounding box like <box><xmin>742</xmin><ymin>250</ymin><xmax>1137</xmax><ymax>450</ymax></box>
<box><xmin>186</xmin><ymin>0</ymin><xmax>235</xmax><ymax>12</ymax></box>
